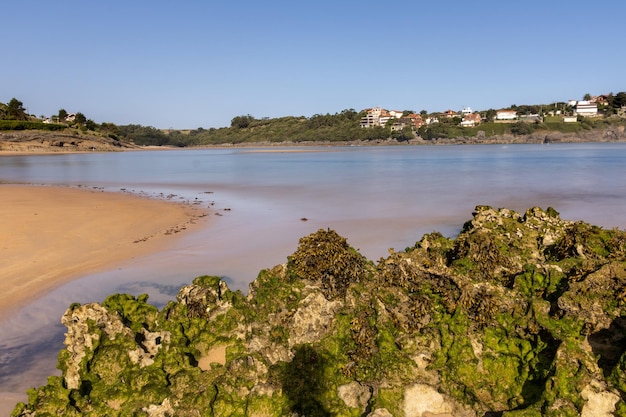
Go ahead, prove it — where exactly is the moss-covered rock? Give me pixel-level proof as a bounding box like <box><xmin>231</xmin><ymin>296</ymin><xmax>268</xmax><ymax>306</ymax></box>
<box><xmin>12</xmin><ymin>207</ymin><xmax>626</xmax><ymax>416</ymax></box>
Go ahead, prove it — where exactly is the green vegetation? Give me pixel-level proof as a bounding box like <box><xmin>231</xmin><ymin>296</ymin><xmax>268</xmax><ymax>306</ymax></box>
<box><xmin>1</xmin><ymin>98</ymin><xmax>28</xmax><ymax>120</ymax></box>
<box><xmin>178</xmin><ymin>110</ymin><xmax>389</xmax><ymax>146</ymax></box>
<box><xmin>12</xmin><ymin>207</ymin><xmax>626</xmax><ymax>416</ymax></box>
<box><xmin>287</xmin><ymin>229</ymin><xmax>372</xmax><ymax>299</ymax></box>
<box><xmin>0</xmin><ymin>98</ymin><xmax>126</xmax><ymax>142</ymax></box>
<box><xmin>3</xmin><ymin>93</ymin><xmax>626</xmax><ymax>147</ymax></box>
<box><xmin>0</xmin><ymin>120</ymin><xmax>65</xmax><ymax>131</ymax></box>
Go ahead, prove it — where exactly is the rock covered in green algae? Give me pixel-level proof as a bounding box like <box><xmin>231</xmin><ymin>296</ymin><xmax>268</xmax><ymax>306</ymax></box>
<box><xmin>12</xmin><ymin>207</ymin><xmax>626</xmax><ymax>417</ymax></box>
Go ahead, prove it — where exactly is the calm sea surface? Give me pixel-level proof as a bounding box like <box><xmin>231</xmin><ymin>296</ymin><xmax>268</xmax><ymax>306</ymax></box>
<box><xmin>1</xmin><ymin>143</ymin><xmax>626</xmax><ymax>410</ymax></box>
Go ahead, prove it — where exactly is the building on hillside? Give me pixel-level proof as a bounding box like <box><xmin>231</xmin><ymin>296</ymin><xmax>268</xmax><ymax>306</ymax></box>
<box><xmin>461</xmin><ymin>107</ymin><xmax>473</xmax><ymax>115</ymax></box>
<box><xmin>496</xmin><ymin>110</ymin><xmax>517</xmax><ymax>121</ymax></box>
<box><xmin>360</xmin><ymin>107</ymin><xmax>397</xmax><ymax>128</ymax></box>
<box><xmin>359</xmin><ymin>113</ymin><xmax>378</xmax><ymax>128</ymax></box>
<box><xmin>390</xmin><ymin>119</ymin><xmax>409</xmax><ymax>131</ymax></box>
<box><xmin>389</xmin><ymin>110</ymin><xmax>404</xmax><ymax>119</ymax></box>
<box><xmin>573</xmin><ymin>100</ymin><xmax>598</xmax><ymax>117</ymax></box>
<box><xmin>391</xmin><ymin>114</ymin><xmax>425</xmax><ymax>131</ymax></box>
<box><xmin>426</xmin><ymin>116</ymin><xmax>439</xmax><ymax>125</ymax></box>
<box><xmin>443</xmin><ymin>109</ymin><xmax>458</xmax><ymax>118</ymax></box>
<box><xmin>519</xmin><ymin>114</ymin><xmax>542</xmax><ymax>123</ymax></box>
<box><xmin>379</xmin><ymin>109</ymin><xmax>393</xmax><ymax>127</ymax></box>
<box><xmin>405</xmin><ymin>113</ymin><xmax>425</xmax><ymax>129</ymax></box>
<box><xmin>460</xmin><ymin>113</ymin><xmax>481</xmax><ymax>127</ymax></box>
<box><xmin>368</xmin><ymin>107</ymin><xmax>383</xmax><ymax>117</ymax></box>
<box><xmin>360</xmin><ymin>107</ymin><xmax>383</xmax><ymax>128</ymax></box>
<box><xmin>591</xmin><ymin>95</ymin><xmax>609</xmax><ymax>106</ymax></box>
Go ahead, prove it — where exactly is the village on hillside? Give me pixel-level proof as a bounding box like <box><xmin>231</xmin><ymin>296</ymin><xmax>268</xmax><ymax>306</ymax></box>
<box><xmin>359</xmin><ymin>94</ymin><xmax>625</xmax><ymax>132</ymax></box>
<box><xmin>3</xmin><ymin>91</ymin><xmax>626</xmax><ymax>148</ymax></box>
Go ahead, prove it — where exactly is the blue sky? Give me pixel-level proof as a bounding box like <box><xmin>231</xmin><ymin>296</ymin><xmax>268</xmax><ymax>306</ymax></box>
<box><xmin>3</xmin><ymin>1</ymin><xmax>625</xmax><ymax>129</ymax></box>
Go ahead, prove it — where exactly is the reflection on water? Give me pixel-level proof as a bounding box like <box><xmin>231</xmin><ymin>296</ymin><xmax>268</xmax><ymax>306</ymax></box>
<box><xmin>1</xmin><ymin>143</ymin><xmax>626</xmax><ymax>411</ymax></box>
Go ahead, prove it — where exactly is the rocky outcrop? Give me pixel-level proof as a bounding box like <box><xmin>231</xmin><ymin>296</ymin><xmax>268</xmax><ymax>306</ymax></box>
<box><xmin>12</xmin><ymin>207</ymin><xmax>626</xmax><ymax>416</ymax></box>
<box><xmin>0</xmin><ymin>130</ymin><xmax>139</xmax><ymax>152</ymax></box>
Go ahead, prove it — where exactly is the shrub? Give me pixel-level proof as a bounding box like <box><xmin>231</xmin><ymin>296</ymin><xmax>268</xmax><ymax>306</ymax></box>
<box><xmin>0</xmin><ymin>120</ymin><xmax>65</xmax><ymax>131</ymax></box>
<box><xmin>510</xmin><ymin>122</ymin><xmax>535</xmax><ymax>135</ymax></box>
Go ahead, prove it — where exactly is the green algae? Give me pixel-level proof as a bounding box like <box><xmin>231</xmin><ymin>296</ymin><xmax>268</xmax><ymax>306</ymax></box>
<box><xmin>13</xmin><ymin>206</ymin><xmax>626</xmax><ymax>416</ymax></box>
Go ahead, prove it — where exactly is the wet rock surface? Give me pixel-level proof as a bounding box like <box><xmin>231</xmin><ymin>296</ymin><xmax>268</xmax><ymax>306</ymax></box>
<box><xmin>12</xmin><ymin>207</ymin><xmax>626</xmax><ymax>416</ymax></box>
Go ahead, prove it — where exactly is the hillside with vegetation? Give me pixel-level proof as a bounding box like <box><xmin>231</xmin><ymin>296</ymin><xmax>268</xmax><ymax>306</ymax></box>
<box><xmin>12</xmin><ymin>206</ymin><xmax>626</xmax><ymax>416</ymax></box>
<box><xmin>2</xmin><ymin>93</ymin><xmax>626</xmax><ymax>149</ymax></box>
<box><xmin>0</xmin><ymin>99</ymin><xmax>138</xmax><ymax>152</ymax></box>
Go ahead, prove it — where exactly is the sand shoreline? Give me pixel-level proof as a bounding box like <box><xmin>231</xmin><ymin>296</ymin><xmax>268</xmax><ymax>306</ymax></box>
<box><xmin>0</xmin><ymin>184</ymin><xmax>208</xmax><ymax>320</ymax></box>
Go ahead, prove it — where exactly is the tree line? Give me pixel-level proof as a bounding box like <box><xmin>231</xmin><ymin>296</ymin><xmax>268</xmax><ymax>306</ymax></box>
<box><xmin>3</xmin><ymin>93</ymin><xmax>626</xmax><ymax>145</ymax></box>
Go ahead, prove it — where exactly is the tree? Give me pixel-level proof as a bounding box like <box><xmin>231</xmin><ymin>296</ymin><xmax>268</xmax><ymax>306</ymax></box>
<box><xmin>100</xmin><ymin>122</ymin><xmax>119</xmax><ymax>136</ymax></box>
<box><xmin>583</xmin><ymin>93</ymin><xmax>592</xmax><ymax>101</ymax></box>
<box><xmin>6</xmin><ymin>98</ymin><xmax>27</xmax><ymax>120</ymax></box>
<box><xmin>117</xmin><ymin>124</ymin><xmax>170</xmax><ymax>146</ymax></box>
<box><xmin>85</xmin><ymin>119</ymin><xmax>98</xmax><ymax>130</ymax></box>
<box><xmin>614</xmin><ymin>92</ymin><xmax>626</xmax><ymax>109</ymax></box>
<box><xmin>339</xmin><ymin>108</ymin><xmax>358</xmax><ymax>121</ymax></box>
<box><xmin>510</xmin><ymin>122</ymin><xmax>534</xmax><ymax>136</ymax></box>
<box><xmin>58</xmin><ymin>109</ymin><xmax>68</xmax><ymax>122</ymax></box>
<box><xmin>74</xmin><ymin>112</ymin><xmax>87</xmax><ymax>125</ymax></box>
<box><xmin>230</xmin><ymin>114</ymin><xmax>255</xmax><ymax>129</ymax></box>
<box><xmin>419</xmin><ymin>124</ymin><xmax>451</xmax><ymax>140</ymax></box>
<box><xmin>391</xmin><ymin>126</ymin><xmax>414</xmax><ymax>142</ymax></box>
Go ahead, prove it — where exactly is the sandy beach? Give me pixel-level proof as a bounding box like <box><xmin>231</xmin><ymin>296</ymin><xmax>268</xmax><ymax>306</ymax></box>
<box><xmin>0</xmin><ymin>184</ymin><xmax>208</xmax><ymax>319</ymax></box>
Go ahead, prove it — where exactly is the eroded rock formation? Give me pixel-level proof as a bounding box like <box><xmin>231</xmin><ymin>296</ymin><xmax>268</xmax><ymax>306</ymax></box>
<box><xmin>12</xmin><ymin>207</ymin><xmax>626</xmax><ymax>416</ymax></box>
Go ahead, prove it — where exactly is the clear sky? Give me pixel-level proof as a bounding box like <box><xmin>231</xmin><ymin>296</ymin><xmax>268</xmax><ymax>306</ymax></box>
<box><xmin>3</xmin><ymin>1</ymin><xmax>625</xmax><ymax>129</ymax></box>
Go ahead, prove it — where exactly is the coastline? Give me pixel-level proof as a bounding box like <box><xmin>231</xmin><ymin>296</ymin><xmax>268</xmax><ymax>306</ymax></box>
<box><xmin>0</xmin><ymin>184</ymin><xmax>208</xmax><ymax>320</ymax></box>
<box><xmin>1</xmin><ymin>125</ymin><xmax>626</xmax><ymax>155</ymax></box>
<box><xmin>2</xmin><ymin>141</ymin><xmax>626</xmax><ymax>414</ymax></box>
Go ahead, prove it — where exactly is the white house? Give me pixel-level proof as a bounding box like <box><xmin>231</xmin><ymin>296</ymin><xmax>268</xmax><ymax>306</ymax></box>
<box><xmin>573</xmin><ymin>100</ymin><xmax>598</xmax><ymax>117</ymax></box>
<box><xmin>461</xmin><ymin>107</ymin><xmax>473</xmax><ymax>115</ymax></box>
<box><xmin>379</xmin><ymin>114</ymin><xmax>393</xmax><ymax>127</ymax></box>
<box><xmin>519</xmin><ymin>114</ymin><xmax>542</xmax><ymax>122</ymax></box>
<box><xmin>496</xmin><ymin>110</ymin><xmax>517</xmax><ymax>121</ymax></box>
<box><xmin>460</xmin><ymin>113</ymin><xmax>481</xmax><ymax>127</ymax></box>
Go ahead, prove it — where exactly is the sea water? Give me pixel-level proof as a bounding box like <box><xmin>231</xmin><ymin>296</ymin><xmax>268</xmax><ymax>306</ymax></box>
<box><xmin>1</xmin><ymin>143</ymin><xmax>626</xmax><ymax>410</ymax></box>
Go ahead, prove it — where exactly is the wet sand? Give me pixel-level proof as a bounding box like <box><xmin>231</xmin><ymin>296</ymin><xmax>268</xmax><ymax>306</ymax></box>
<box><xmin>0</xmin><ymin>184</ymin><xmax>208</xmax><ymax>319</ymax></box>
